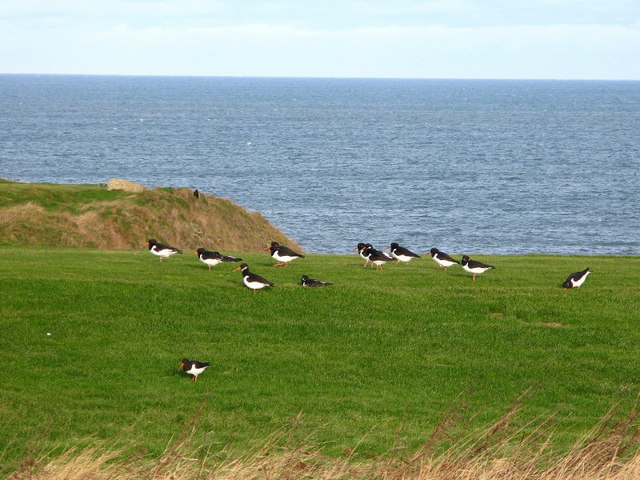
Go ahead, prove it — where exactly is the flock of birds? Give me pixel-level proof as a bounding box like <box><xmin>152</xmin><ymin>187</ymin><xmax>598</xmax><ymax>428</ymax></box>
<box><xmin>146</xmin><ymin>238</ymin><xmax>592</xmax><ymax>381</ymax></box>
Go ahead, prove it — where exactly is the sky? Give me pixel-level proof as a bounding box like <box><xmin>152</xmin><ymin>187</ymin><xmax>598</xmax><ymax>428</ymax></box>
<box><xmin>1</xmin><ymin>0</ymin><xmax>639</xmax><ymax>80</ymax></box>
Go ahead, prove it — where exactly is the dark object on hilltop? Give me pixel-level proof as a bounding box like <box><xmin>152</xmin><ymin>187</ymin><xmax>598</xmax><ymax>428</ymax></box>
<box><xmin>179</xmin><ymin>359</ymin><xmax>210</xmax><ymax>382</ymax></box>
<box><xmin>266</xmin><ymin>241</ymin><xmax>305</xmax><ymax>267</ymax></box>
<box><xmin>301</xmin><ymin>275</ymin><xmax>333</xmax><ymax>287</ymax></box>
<box><xmin>193</xmin><ymin>189</ymin><xmax>199</xmax><ymax>198</ymax></box>
<box><xmin>428</xmin><ymin>248</ymin><xmax>460</xmax><ymax>271</ymax></box>
<box><xmin>234</xmin><ymin>263</ymin><xmax>274</xmax><ymax>291</ymax></box>
<box><xmin>562</xmin><ymin>267</ymin><xmax>592</xmax><ymax>289</ymax></box>
<box><xmin>461</xmin><ymin>255</ymin><xmax>495</xmax><ymax>281</ymax></box>
<box><xmin>146</xmin><ymin>239</ymin><xmax>182</xmax><ymax>262</ymax></box>
<box><xmin>387</xmin><ymin>242</ymin><xmax>421</xmax><ymax>263</ymax></box>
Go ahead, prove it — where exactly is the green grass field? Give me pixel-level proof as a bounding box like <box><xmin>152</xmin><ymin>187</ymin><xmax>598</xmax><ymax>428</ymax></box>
<box><xmin>1</xmin><ymin>247</ymin><xmax>639</xmax><ymax>472</ymax></box>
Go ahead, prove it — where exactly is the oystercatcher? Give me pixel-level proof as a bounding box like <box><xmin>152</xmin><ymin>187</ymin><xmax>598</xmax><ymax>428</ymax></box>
<box><xmin>428</xmin><ymin>248</ymin><xmax>460</xmax><ymax>271</ymax></box>
<box><xmin>387</xmin><ymin>243</ymin><xmax>421</xmax><ymax>263</ymax></box>
<box><xmin>146</xmin><ymin>239</ymin><xmax>182</xmax><ymax>262</ymax></box>
<box><xmin>363</xmin><ymin>245</ymin><xmax>393</xmax><ymax>270</ymax></box>
<box><xmin>195</xmin><ymin>248</ymin><xmax>223</xmax><ymax>270</ymax></box>
<box><xmin>301</xmin><ymin>275</ymin><xmax>333</xmax><ymax>287</ymax></box>
<box><xmin>353</xmin><ymin>243</ymin><xmax>373</xmax><ymax>267</ymax></box>
<box><xmin>233</xmin><ymin>263</ymin><xmax>274</xmax><ymax>291</ymax></box>
<box><xmin>179</xmin><ymin>358</ymin><xmax>210</xmax><ymax>382</ymax></box>
<box><xmin>562</xmin><ymin>267</ymin><xmax>592</xmax><ymax>289</ymax></box>
<box><xmin>195</xmin><ymin>248</ymin><xmax>243</xmax><ymax>270</ymax></box>
<box><xmin>266</xmin><ymin>241</ymin><xmax>304</xmax><ymax>267</ymax></box>
<box><xmin>461</xmin><ymin>255</ymin><xmax>495</xmax><ymax>280</ymax></box>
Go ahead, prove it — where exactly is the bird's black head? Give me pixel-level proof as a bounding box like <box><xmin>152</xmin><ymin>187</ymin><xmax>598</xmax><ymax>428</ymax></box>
<box><xmin>430</xmin><ymin>248</ymin><xmax>440</xmax><ymax>255</ymax></box>
<box><xmin>234</xmin><ymin>263</ymin><xmax>249</xmax><ymax>272</ymax></box>
<box><xmin>461</xmin><ymin>255</ymin><xmax>470</xmax><ymax>263</ymax></box>
<box><xmin>196</xmin><ymin>247</ymin><xmax>205</xmax><ymax>255</ymax></box>
<box><xmin>301</xmin><ymin>275</ymin><xmax>309</xmax><ymax>282</ymax></box>
<box><xmin>390</xmin><ymin>242</ymin><xmax>400</xmax><ymax>249</ymax></box>
<box><xmin>146</xmin><ymin>239</ymin><xmax>158</xmax><ymax>249</ymax></box>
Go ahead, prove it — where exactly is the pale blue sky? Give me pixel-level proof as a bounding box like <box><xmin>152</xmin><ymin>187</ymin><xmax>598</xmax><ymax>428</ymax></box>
<box><xmin>1</xmin><ymin>0</ymin><xmax>639</xmax><ymax>79</ymax></box>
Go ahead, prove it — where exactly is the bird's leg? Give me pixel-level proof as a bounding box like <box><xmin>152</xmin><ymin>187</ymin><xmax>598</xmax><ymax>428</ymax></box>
<box><xmin>472</xmin><ymin>274</ymin><xmax>476</xmax><ymax>281</ymax></box>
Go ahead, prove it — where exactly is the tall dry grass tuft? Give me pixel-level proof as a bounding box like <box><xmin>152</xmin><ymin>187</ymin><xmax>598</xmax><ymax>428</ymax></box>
<box><xmin>7</xmin><ymin>395</ymin><xmax>640</xmax><ymax>480</ymax></box>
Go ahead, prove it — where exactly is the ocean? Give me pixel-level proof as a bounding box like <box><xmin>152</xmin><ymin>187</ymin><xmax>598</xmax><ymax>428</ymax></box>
<box><xmin>1</xmin><ymin>74</ymin><xmax>638</xmax><ymax>255</ymax></box>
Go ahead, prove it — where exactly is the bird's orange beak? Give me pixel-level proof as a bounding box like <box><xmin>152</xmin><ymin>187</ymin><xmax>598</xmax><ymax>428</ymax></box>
<box><xmin>178</xmin><ymin>362</ymin><xmax>185</xmax><ymax>371</ymax></box>
<box><xmin>233</xmin><ymin>265</ymin><xmax>242</xmax><ymax>271</ymax></box>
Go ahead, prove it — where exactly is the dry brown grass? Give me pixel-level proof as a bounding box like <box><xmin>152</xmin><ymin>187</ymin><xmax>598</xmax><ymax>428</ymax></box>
<box><xmin>8</xmin><ymin>396</ymin><xmax>640</xmax><ymax>480</ymax></box>
<box><xmin>0</xmin><ymin>187</ymin><xmax>300</xmax><ymax>252</ymax></box>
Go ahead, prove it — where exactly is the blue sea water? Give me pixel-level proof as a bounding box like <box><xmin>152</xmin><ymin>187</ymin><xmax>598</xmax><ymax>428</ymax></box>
<box><xmin>0</xmin><ymin>74</ymin><xmax>639</xmax><ymax>255</ymax></box>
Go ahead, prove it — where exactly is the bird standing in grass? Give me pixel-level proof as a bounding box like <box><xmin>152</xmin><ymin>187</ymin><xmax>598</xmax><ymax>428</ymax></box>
<box><xmin>387</xmin><ymin>242</ymin><xmax>421</xmax><ymax>264</ymax></box>
<box><xmin>562</xmin><ymin>267</ymin><xmax>592</xmax><ymax>289</ymax></box>
<box><xmin>353</xmin><ymin>243</ymin><xmax>373</xmax><ymax>267</ymax></box>
<box><xmin>179</xmin><ymin>358</ymin><xmax>210</xmax><ymax>382</ymax></box>
<box><xmin>428</xmin><ymin>248</ymin><xmax>460</xmax><ymax>271</ymax></box>
<box><xmin>266</xmin><ymin>241</ymin><xmax>304</xmax><ymax>267</ymax></box>
<box><xmin>362</xmin><ymin>245</ymin><xmax>393</xmax><ymax>270</ymax></box>
<box><xmin>234</xmin><ymin>263</ymin><xmax>274</xmax><ymax>291</ymax></box>
<box><xmin>461</xmin><ymin>255</ymin><xmax>495</xmax><ymax>280</ymax></box>
<box><xmin>146</xmin><ymin>239</ymin><xmax>182</xmax><ymax>262</ymax></box>
<box><xmin>195</xmin><ymin>248</ymin><xmax>243</xmax><ymax>270</ymax></box>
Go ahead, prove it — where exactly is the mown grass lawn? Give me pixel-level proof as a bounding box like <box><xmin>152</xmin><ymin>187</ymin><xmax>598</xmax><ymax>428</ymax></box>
<box><xmin>0</xmin><ymin>247</ymin><xmax>638</xmax><ymax>470</ymax></box>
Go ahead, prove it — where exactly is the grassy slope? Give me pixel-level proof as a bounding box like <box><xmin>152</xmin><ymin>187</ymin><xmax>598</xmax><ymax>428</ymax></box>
<box><xmin>0</xmin><ymin>179</ymin><xmax>300</xmax><ymax>251</ymax></box>
<box><xmin>1</xmin><ymin>248</ymin><xmax>638</xmax><ymax>470</ymax></box>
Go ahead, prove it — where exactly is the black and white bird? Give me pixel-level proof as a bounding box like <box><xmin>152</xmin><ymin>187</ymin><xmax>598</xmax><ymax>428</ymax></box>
<box><xmin>233</xmin><ymin>263</ymin><xmax>274</xmax><ymax>291</ymax></box>
<box><xmin>146</xmin><ymin>238</ymin><xmax>182</xmax><ymax>262</ymax></box>
<box><xmin>301</xmin><ymin>275</ymin><xmax>333</xmax><ymax>287</ymax></box>
<box><xmin>428</xmin><ymin>248</ymin><xmax>460</xmax><ymax>271</ymax></box>
<box><xmin>461</xmin><ymin>255</ymin><xmax>495</xmax><ymax>280</ymax></box>
<box><xmin>362</xmin><ymin>245</ymin><xmax>393</xmax><ymax>270</ymax></box>
<box><xmin>195</xmin><ymin>248</ymin><xmax>243</xmax><ymax>270</ymax></box>
<box><xmin>353</xmin><ymin>243</ymin><xmax>374</xmax><ymax>267</ymax></box>
<box><xmin>387</xmin><ymin>243</ymin><xmax>421</xmax><ymax>263</ymax></box>
<box><xmin>179</xmin><ymin>358</ymin><xmax>210</xmax><ymax>382</ymax></box>
<box><xmin>266</xmin><ymin>241</ymin><xmax>305</xmax><ymax>267</ymax></box>
<box><xmin>562</xmin><ymin>267</ymin><xmax>592</xmax><ymax>289</ymax></box>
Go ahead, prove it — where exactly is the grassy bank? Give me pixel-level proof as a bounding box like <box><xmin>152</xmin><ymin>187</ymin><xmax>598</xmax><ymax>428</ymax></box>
<box><xmin>1</xmin><ymin>247</ymin><xmax>639</xmax><ymax>475</ymax></box>
<box><xmin>0</xmin><ymin>179</ymin><xmax>299</xmax><ymax>251</ymax></box>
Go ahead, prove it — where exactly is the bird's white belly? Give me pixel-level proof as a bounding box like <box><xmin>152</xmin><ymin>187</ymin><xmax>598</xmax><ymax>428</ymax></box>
<box><xmin>463</xmin><ymin>264</ymin><xmax>487</xmax><ymax>274</ymax></box>
<box><xmin>201</xmin><ymin>257</ymin><xmax>221</xmax><ymax>267</ymax></box>
<box><xmin>434</xmin><ymin>256</ymin><xmax>456</xmax><ymax>267</ymax></box>
<box><xmin>392</xmin><ymin>253</ymin><xmax>412</xmax><ymax>262</ymax></box>
<box><xmin>244</xmin><ymin>276</ymin><xmax>268</xmax><ymax>290</ymax></box>
<box><xmin>152</xmin><ymin>247</ymin><xmax>174</xmax><ymax>258</ymax></box>
<box><xmin>186</xmin><ymin>366</ymin><xmax>206</xmax><ymax>376</ymax></box>
<box><xmin>273</xmin><ymin>252</ymin><xmax>296</xmax><ymax>262</ymax></box>
<box><xmin>572</xmin><ymin>272</ymin><xmax>590</xmax><ymax>287</ymax></box>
